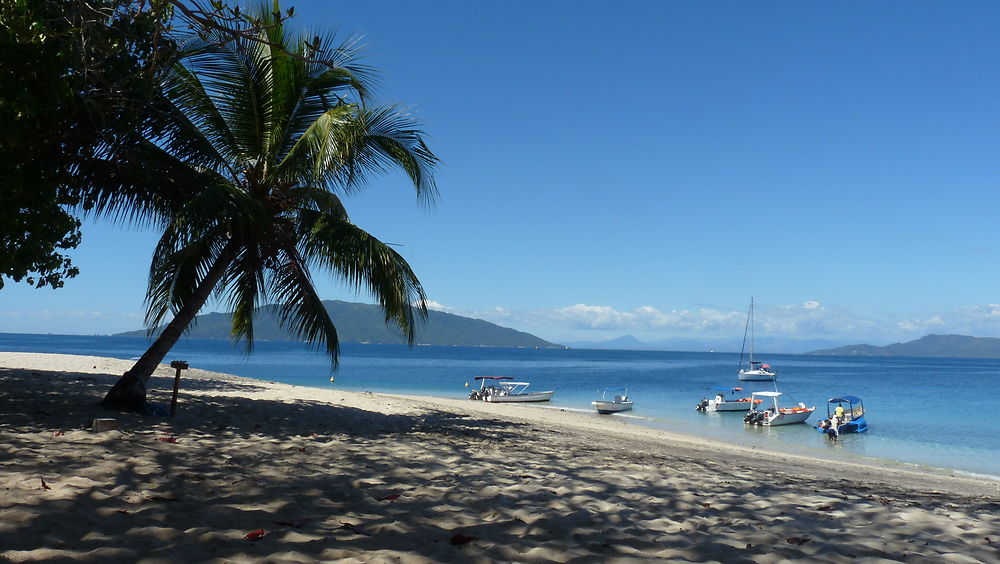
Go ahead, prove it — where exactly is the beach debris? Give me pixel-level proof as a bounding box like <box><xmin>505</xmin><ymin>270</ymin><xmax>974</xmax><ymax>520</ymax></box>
<box><xmin>92</xmin><ymin>418</ymin><xmax>117</xmax><ymax>432</ymax></box>
<box><xmin>157</xmin><ymin>436</ymin><xmax>178</xmax><ymax>443</ymax></box>
<box><xmin>378</xmin><ymin>493</ymin><xmax>401</xmax><ymax>501</ymax></box>
<box><xmin>243</xmin><ymin>529</ymin><xmax>266</xmax><ymax>541</ymax></box>
<box><xmin>450</xmin><ymin>533</ymin><xmax>477</xmax><ymax>545</ymax></box>
<box><xmin>340</xmin><ymin>522</ymin><xmax>370</xmax><ymax>535</ymax></box>
<box><xmin>52</xmin><ymin>430</ymin><xmax>64</xmax><ymax>437</ymax></box>
<box><xmin>274</xmin><ymin>519</ymin><xmax>308</xmax><ymax>528</ymax></box>
<box><xmin>785</xmin><ymin>537</ymin><xmax>811</xmax><ymax>545</ymax></box>
<box><xmin>40</xmin><ymin>478</ymin><xmax>51</xmax><ymax>490</ymax></box>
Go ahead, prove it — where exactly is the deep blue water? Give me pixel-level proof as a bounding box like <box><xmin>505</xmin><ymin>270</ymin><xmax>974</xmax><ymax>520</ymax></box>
<box><xmin>3</xmin><ymin>333</ymin><xmax>999</xmax><ymax>478</ymax></box>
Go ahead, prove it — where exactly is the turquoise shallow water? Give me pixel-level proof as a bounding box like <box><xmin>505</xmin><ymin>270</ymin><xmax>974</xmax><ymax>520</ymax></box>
<box><xmin>3</xmin><ymin>333</ymin><xmax>999</xmax><ymax>477</ymax></box>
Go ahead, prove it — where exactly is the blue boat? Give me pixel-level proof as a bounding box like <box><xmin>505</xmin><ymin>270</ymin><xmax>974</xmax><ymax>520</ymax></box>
<box><xmin>816</xmin><ymin>395</ymin><xmax>868</xmax><ymax>435</ymax></box>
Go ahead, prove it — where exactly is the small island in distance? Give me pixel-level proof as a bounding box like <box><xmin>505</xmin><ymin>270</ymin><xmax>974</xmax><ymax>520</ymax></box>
<box><xmin>116</xmin><ymin>300</ymin><xmax>565</xmax><ymax>349</ymax></box>
<box><xmin>809</xmin><ymin>333</ymin><xmax>1000</xmax><ymax>358</ymax></box>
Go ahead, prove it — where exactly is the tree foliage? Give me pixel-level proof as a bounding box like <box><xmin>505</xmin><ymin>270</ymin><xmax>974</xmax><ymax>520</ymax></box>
<box><xmin>0</xmin><ymin>0</ymin><xmax>170</xmax><ymax>289</ymax></box>
<box><xmin>0</xmin><ymin>0</ymin><xmax>304</xmax><ymax>290</ymax></box>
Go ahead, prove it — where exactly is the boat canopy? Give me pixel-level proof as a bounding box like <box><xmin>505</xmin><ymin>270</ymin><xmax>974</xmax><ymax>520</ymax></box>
<box><xmin>752</xmin><ymin>391</ymin><xmax>783</xmax><ymax>397</ymax></box>
<box><xmin>474</xmin><ymin>376</ymin><xmax>514</xmax><ymax>381</ymax></box>
<box><xmin>828</xmin><ymin>395</ymin><xmax>862</xmax><ymax>404</ymax></box>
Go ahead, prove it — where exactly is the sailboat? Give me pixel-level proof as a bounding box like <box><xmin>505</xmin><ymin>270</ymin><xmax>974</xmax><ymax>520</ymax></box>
<box><xmin>737</xmin><ymin>297</ymin><xmax>776</xmax><ymax>381</ymax></box>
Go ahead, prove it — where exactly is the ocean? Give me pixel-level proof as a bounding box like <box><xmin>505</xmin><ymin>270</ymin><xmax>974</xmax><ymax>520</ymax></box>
<box><xmin>2</xmin><ymin>332</ymin><xmax>998</xmax><ymax>479</ymax></box>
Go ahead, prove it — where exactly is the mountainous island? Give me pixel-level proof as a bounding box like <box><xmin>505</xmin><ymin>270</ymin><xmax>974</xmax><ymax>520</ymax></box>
<box><xmin>809</xmin><ymin>334</ymin><xmax>1000</xmax><ymax>358</ymax></box>
<box><xmin>116</xmin><ymin>300</ymin><xmax>563</xmax><ymax>349</ymax></box>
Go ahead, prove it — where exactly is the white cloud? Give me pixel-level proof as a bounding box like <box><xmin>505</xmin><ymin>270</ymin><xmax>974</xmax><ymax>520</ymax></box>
<box><xmin>464</xmin><ymin>303</ymin><xmax>746</xmax><ymax>334</ymax></box>
<box><xmin>419</xmin><ymin>300</ymin><xmax>454</xmax><ymax>312</ymax></box>
<box><xmin>896</xmin><ymin>305</ymin><xmax>1000</xmax><ymax>338</ymax></box>
<box><xmin>411</xmin><ymin>299</ymin><xmax>1000</xmax><ymax>344</ymax></box>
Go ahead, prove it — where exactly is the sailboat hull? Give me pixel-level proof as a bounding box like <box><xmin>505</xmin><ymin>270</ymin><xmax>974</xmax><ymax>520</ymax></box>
<box><xmin>738</xmin><ymin>369</ymin><xmax>776</xmax><ymax>381</ymax></box>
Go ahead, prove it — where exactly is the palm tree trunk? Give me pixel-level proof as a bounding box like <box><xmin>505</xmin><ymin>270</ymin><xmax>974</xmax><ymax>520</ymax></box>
<box><xmin>102</xmin><ymin>245</ymin><xmax>235</xmax><ymax>411</ymax></box>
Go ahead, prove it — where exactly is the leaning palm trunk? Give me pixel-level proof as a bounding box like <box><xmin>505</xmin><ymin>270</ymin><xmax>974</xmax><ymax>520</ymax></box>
<box><xmin>101</xmin><ymin>244</ymin><xmax>234</xmax><ymax>411</ymax></box>
<box><xmin>96</xmin><ymin>3</ymin><xmax>437</xmax><ymax>413</ymax></box>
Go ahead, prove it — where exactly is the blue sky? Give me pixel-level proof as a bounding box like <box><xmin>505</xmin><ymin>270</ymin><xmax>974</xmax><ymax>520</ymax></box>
<box><xmin>5</xmin><ymin>0</ymin><xmax>1000</xmax><ymax>349</ymax></box>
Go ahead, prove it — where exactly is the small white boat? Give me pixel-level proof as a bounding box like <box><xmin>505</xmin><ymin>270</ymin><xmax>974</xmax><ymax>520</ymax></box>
<box><xmin>592</xmin><ymin>387</ymin><xmax>633</xmax><ymax>414</ymax></box>
<box><xmin>737</xmin><ymin>298</ymin><xmax>776</xmax><ymax>381</ymax></box>
<box><xmin>697</xmin><ymin>386</ymin><xmax>762</xmax><ymax>412</ymax></box>
<box><xmin>744</xmin><ymin>391</ymin><xmax>815</xmax><ymax>426</ymax></box>
<box><xmin>469</xmin><ymin>376</ymin><xmax>554</xmax><ymax>403</ymax></box>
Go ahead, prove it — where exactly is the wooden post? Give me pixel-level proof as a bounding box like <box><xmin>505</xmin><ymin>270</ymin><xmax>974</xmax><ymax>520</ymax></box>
<box><xmin>169</xmin><ymin>360</ymin><xmax>189</xmax><ymax>417</ymax></box>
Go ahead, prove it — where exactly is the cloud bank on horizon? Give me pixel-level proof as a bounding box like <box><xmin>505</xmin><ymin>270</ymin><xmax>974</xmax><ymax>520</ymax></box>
<box><xmin>424</xmin><ymin>300</ymin><xmax>1000</xmax><ymax>346</ymax></box>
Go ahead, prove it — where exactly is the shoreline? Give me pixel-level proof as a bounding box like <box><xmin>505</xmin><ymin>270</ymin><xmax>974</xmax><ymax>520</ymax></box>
<box><xmin>391</xmin><ymin>394</ymin><xmax>1000</xmax><ymax>486</ymax></box>
<box><xmin>2</xmin><ymin>352</ymin><xmax>999</xmax><ymax>562</ymax></box>
<box><xmin>375</xmin><ymin>392</ymin><xmax>1000</xmax><ymax>498</ymax></box>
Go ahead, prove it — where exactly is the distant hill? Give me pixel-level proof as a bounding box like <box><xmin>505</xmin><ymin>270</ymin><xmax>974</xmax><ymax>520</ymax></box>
<box><xmin>809</xmin><ymin>334</ymin><xmax>1000</xmax><ymax>358</ymax></box>
<box><xmin>116</xmin><ymin>300</ymin><xmax>563</xmax><ymax>349</ymax></box>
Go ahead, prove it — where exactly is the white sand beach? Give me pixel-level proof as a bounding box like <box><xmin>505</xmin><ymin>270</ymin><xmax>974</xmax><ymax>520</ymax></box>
<box><xmin>1</xmin><ymin>352</ymin><xmax>998</xmax><ymax>563</ymax></box>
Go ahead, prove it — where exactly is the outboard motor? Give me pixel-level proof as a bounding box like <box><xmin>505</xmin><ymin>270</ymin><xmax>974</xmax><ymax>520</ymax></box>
<box><xmin>696</xmin><ymin>398</ymin><xmax>709</xmax><ymax>412</ymax></box>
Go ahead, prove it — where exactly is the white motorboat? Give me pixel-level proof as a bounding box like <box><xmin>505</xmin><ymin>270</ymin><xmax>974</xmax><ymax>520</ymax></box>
<box><xmin>744</xmin><ymin>391</ymin><xmax>815</xmax><ymax>426</ymax></box>
<box><xmin>697</xmin><ymin>386</ymin><xmax>762</xmax><ymax>412</ymax></box>
<box><xmin>469</xmin><ymin>376</ymin><xmax>554</xmax><ymax>403</ymax></box>
<box><xmin>737</xmin><ymin>297</ymin><xmax>776</xmax><ymax>381</ymax></box>
<box><xmin>592</xmin><ymin>387</ymin><xmax>633</xmax><ymax>414</ymax></box>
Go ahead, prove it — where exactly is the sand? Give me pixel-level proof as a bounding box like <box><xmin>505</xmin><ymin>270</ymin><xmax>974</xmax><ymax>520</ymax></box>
<box><xmin>1</xmin><ymin>351</ymin><xmax>998</xmax><ymax>563</ymax></box>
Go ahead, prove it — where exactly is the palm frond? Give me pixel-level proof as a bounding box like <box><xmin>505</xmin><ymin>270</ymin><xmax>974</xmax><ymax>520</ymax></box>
<box><xmin>76</xmin><ymin>136</ymin><xmax>228</xmax><ymax>229</ymax></box>
<box><xmin>266</xmin><ymin>242</ymin><xmax>340</xmax><ymax>364</ymax></box>
<box><xmin>222</xmin><ymin>243</ymin><xmax>267</xmax><ymax>351</ymax></box>
<box><xmin>144</xmin><ymin>184</ymin><xmax>265</xmax><ymax>327</ymax></box>
<box><xmin>325</xmin><ymin>106</ymin><xmax>439</xmax><ymax>204</ymax></box>
<box><xmin>298</xmin><ymin>212</ymin><xmax>427</xmax><ymax>343</ymax></box>
<box><xmin>274</xmin><ymin>104</ymin><xmax>357</xmax><ymax>182</ymax></box>
<box><xmin>287</xmin><ymin>185</ymin><xmax>349</xmax><ymax>218</ymax></box>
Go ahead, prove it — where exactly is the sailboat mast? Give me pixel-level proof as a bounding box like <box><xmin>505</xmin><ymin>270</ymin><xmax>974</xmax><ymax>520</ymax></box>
<box><xmin>749</xmin><ymin>297</ymin><xmax>755</xmax><ymax>365</ymax></box>
<box><xmin>738</xmin><ymin>298</ymin><xmax>751</xmax><ymax>372</ymax></box>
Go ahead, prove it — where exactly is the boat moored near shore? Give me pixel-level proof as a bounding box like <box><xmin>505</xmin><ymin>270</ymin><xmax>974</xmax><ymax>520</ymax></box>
<box><xmin>816</xmin><ymin>395</ymin><xmax>868</xmax><ymax>437</ymax></box>
<box><xmin>593</xmin><ymin>387</ymin><xmax>633</xmax><ymax>414</ymax></box>
<box><xmin>469</xmin><ymin>376</ymin><xmax>554</xmax><ymax>403</ymax></box>
<box><xmin>697</xmin><ymin>386</ymin><xmax>762</xmax><ymax>412</ymax></box>
<box><xmin>744</xmin><ymin>391</ymin><xmax>815</xmax><ymax>426</ymax></box>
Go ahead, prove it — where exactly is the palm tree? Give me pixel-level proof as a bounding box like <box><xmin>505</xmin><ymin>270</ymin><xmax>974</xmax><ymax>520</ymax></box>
<box><xmin>97</xmin><ymin>4</ymin><xmax>438</xmax><ymax>411</ymax></box>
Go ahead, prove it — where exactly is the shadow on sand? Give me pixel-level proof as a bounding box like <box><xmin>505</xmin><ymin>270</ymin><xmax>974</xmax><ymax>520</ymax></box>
<box><xmin>2</xmin><ymin>367</ymin><xmax>999</xmax><ymax>563</ymax></box>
